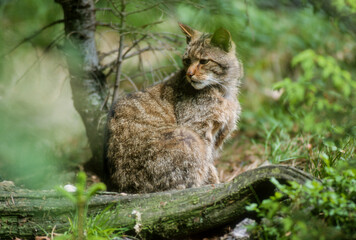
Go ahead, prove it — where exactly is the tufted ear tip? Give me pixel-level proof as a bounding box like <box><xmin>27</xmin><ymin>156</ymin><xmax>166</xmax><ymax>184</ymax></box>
<box><xmin>211</xmin><ymin>28</ymin><xmax>232</xmax><ymax>52</ymax></box>
<box><xmin>178</xmin><ymin>22</ymin><xmax>197</xmax><ymax>44</ymax></box>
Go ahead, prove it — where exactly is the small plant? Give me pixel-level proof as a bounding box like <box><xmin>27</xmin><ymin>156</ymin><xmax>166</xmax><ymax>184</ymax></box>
<box><xmin>56</xmin><ymin>172</ymin><xmax>107</xmax><ymax>240</ymax></box>
<box><xmin>273</xmin><ymin>49</ymin><xmax>356</xmax><ymax>138</ymax></box>
<box><xmin>246</xmin><ymin>161</ymin><xmax>356</xmax><ymax>240</ymax></box>
<box><xmin>261</xmin><ymin>123</ymin><xmax>309</xmax><ymax>164</ymax></box>
<box><xmin>306</xmin><ymin>137</ymin><xmax>355</xmax><ymax>178</ymax></box>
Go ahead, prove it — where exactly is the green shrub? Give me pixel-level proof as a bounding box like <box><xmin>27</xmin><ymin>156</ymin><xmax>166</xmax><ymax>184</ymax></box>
<box><xmin>274</xmin><ymin>49</ymin><xmax>356</xmax><ymax>137</ymax></box>
<box><xmin>246</xmin><ymin>161</ymin><xmax>356</xmax><ymax>240</ymax></box>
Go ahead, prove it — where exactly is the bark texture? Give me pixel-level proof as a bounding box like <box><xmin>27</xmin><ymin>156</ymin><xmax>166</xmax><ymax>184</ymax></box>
<box><xmin>0</xmin><ymin>166</ymin><xmax>314</xmax><ymax>239</ymax></box>
<box><xmin>55</xmin><ymin>0</ymin><xmax>107</xmax><ymax>178</ymax></box>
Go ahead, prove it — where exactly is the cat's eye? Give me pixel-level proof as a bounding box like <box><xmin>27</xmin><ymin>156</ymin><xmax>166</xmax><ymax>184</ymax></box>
<box><xmin>199</xmin><ymin>59</ymin><xmax>210</xmax><ymax>64</ymax></box>
<box><xmin>183</xmin><ymin>58</ymin><xmax>191</xmax><ymax>66</ymax></box>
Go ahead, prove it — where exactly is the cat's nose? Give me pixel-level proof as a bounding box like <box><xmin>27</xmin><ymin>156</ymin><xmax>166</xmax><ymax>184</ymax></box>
<box><xmin>186</xmin><ymin>67</ymin><xmax>196</xmax><ymax>78</ymax></box>
<box><xmin>186</xmin><ymin>70</ymin><xmax>194</xmax><ymax>78</ymax></box>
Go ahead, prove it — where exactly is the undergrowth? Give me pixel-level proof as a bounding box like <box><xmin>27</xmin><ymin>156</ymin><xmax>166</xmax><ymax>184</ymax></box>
<box><xmin>55</xmin><ymin>172</ymin><xmax>130</xmax><ymax>240</ymax></box>
<box><xmin>247</xmin><ymin>160</ymin><xmax>356</xmax><ymax>240</ymax></box>
<box><xmin>245</xmin><ymin>46</ymin><xmax>356</xmax><ymax>239</ymax></box>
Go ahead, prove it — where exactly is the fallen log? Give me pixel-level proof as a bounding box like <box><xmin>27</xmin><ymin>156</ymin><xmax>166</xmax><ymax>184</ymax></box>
<box><xmin>0</xmin><ymin>165</ymin><xmax>314</xmax><ymax>239</ymax></box>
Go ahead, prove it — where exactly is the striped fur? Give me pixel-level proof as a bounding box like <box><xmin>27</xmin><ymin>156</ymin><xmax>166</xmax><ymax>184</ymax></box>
<box><xmin>104</xmin><ymin>25</ymin><xmax>243</xmax><ymax>193</ymax></box>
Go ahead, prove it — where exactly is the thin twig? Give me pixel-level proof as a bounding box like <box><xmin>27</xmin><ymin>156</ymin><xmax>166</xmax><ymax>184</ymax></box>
<box><xmin>103</xmin><ymin>64</ymin><xmax>115</xmax><ymax>77</ymax></box>
<box><xmin>51</xmin><ymin>225</ymin><xmax>56</xmax><ymax>240</ymax></box>
<box><xmin>124</xmin><ymin>46</ymin><xmax>178</xmax><ymax>59</ymax></box>
<box><xmin>140</xmin><ymin>20</ymin><xmax>164</xmax><ymax>29</ymax></box>
<box><xmin>137</xmin><ymin>39</ymin><xmax>149</xmax><ymax>85</ymax></box>
<box><xmin>14</xmin><ymin>33</ymin><xmax>65</xmax><ymax>85</ymax></box>
<box><xmin>95</xmin><ymin>7</ymin><xmax>122</xmax><ymax>18</ymax></box>
<box><xmin>122</xmin><ymin>35</ymin><xmax>147</xmax><ymax>59</ymax></box>
<box><xmin>125</xmin><ymin>0</ymin><xmax>186</xmax><ymax>16</ymax></box>
<box><xmin>107</xmin><ymin>0</ymin><xmax>124</xmax><ymax>17</ymax></box>
<box><xmin>148</xmin><ymin>33</ymin><xmax>180</xmax><ymax>70</ymax></box>
<box><xmin>100</xmin><ymin>45</ymin><xmax>178</xmax><ymax>71</ymax></box>
<box><xmin>96</xmin><ymin>21</ymin><xmax>122</xmax><ymax>31</ymax></box>
<box><xmin>112</xmin><ymin>0</ymin><xmax>126</xmax><ymax>104</ymax></box>
<box><xmin>99</xmin><ymin>48</ymin><xmax>119</xmax><ymax>61</ymax></box>
<box><xmin>122</xmin><ymin>73</ymin><xmax>139</xmax><ymax>91</ymax></box>
<box><xmin>3</xmin><ymin>19</ymin><xmax>64</xmax><ymax>57</ymax></box>
<box><xmin>125</xmin><ymin>2</ymin><xmax>161</xmax><ymax>16</ymax></box>
<box><xmin>130</xmin><ymin>65</ymin><xmax>173</xmax><ymax>80</ymax></box>
<box><xmin>100</xmin><ymin>93</ymin><xmax>110</xmax><ymax>111</ymax></box>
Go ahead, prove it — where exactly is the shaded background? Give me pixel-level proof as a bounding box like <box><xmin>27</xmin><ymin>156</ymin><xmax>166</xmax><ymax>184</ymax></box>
<box><xmin>0</xmin><ymin>0</ymin><xmax>355</xmax><ymax>189</ymax></box>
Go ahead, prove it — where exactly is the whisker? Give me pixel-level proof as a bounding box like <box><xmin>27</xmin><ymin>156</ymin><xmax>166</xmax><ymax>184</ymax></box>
<box><xmin>207</xmin><ymin>78</ymin><xmax>228</xmax><ymax>92</ymax></box>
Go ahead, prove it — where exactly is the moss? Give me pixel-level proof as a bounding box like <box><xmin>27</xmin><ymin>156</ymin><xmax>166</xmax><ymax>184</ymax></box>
<box><xmin>0</xmin><ymin>166</ymin><xmax>312</xmax><ymax>239</ymax></box>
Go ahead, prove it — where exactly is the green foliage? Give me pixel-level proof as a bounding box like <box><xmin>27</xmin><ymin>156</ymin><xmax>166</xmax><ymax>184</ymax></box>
<box><xmin>274</xmin><ymin>49</ymin><xmax>356</xmax><ymax>136</ymax></box>
<box><xmin>0</xmin><ymin>102</ymin><xmax>87</xmax><ymax>189</ymax></box>
<box><xmin>333</xmin><ymin>0</ymin><xmax>356</xmax><ymax>13</ymax></box>
<box><xmin>0</xmin><ymin>0</ymin><xmax>89</xmax><ymax>189</ymax></box>
<box><xmin>0</xmin><ymin>0</ymin><xmax>62</xmax><ymax>48</ymax></box>
<box><xmin>247</xmin><ymin>163</ymin><xmax>356</xmax><ymax>240</ymax></box>
<box><xmin>306</xmin><ymin>137</ymin><xmax>355</xmax><ymax>178</ymax></box>
<box><xmin>55</xmin><ymin>206</ymin><xmax>130</xmax><ymax>240</ymax></box>
<box><xmin>55</xmin><ymin>172</ymin><xmax>128</xmax><ymax>240</ymax></box>
<box><xmin>56</xmin><ymin>172</ymin><xmax>112</xmax><ymax>240</ymax></box>
<box><xmin>56</xmin><ymin>172</ymin><xmax>130</xmax><ymax>239</ymax></box>
<box><xmin>1</xmin><ymin>0</ymin><xmax>356</xmax><ymax>238</ymax></box>
<box><xmin>262</xmin><ymin>125</ymin><xmax>308</xmax><ymax>164</ymax></box>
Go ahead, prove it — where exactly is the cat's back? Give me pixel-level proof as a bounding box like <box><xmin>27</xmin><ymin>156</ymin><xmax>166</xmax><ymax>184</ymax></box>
<box><xmin>109</xmin><ymin>80</ymin><xmax>176</xmax><ymax>132</ymax></box>
<box><xmin>106</xmin><ymin>76</ymin><xmax>181</xmax><ymax>162</ymax></box>
<box><xmin>105</xmin><ymin>74</ymin><xmax>189</xmax><ymax>193</ymax></box>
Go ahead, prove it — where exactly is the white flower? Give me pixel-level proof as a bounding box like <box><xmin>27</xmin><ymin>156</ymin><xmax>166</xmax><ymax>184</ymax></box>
<box><xmin>63</xmin><ymin>184</ymin><xmax>77</xmax><ymax>193</ymax></box>
<box><xmin>132</xmin><ymin>210</ymin><xmax>142</xmax><ymax>234</ymax></box>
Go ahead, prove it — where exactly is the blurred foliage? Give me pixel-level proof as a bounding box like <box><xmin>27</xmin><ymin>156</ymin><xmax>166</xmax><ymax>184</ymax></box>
<box><xmin>0</xmin><ymin>0</ymin><xmax>355</xmax><ymax>187</ymax></box>
<box><xmin>0</xmin><ymin>0</ymin><xmax>88</xmax><ymax>188</ymax></box>
<box><xmin>274</xmin><ymin>49</ymin><xmax>356</xmax><ymax>137</ymax></box>
<box><xmin>0</xmin><ymin>0</ymin><xmax>355</xmax><ymax>238</ymax></box>
<box><xmin>56</xmin><ymin>172</ymin><xmax>118</xmax><ymax>240</ymax></box>
<box><xmin>333</xmin><ymin>0</ymin><xmax>356</xmax><ymax>12</ymax></box>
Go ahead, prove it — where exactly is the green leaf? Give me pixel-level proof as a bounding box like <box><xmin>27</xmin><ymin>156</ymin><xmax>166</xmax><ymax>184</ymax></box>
<box><xmin>246</xmin><ymin>203</ymin><xmax>258</xmax><ymax>212</ymax></box>
<box><xmin>56</xmin><ymin>186</ymin><xmax>76</xmax><ymax>203</ymax></box>
<box><xmin>87</xmin><ymin>183</ymin><xmax>107</xmax><ymax>198</ymax></box>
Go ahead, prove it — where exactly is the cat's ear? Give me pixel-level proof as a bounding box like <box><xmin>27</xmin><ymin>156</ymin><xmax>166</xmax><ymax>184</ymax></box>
<box><xmin>211</xmin><ymin>28</ymin><xmax>231</xmax><ymax>52</ymax></box>
<box><xmin>178</xmin><ymin>23</ymin><xmax>197</xmax><ymax>43</ymax></box>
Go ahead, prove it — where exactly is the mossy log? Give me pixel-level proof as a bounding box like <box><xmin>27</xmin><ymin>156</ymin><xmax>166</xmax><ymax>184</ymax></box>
<box><xmin>0</xmin><ymin>165</ymin><xmax>314</xmax><ymax>239</ymax></box>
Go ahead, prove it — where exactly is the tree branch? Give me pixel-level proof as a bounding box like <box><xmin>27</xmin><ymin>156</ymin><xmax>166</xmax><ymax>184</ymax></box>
<box><xmin>122</xmin><ymin>35</ymin><xmax>147</xmax><ymax>59</ymax></box>
<box><xmin>122</xmin><ymin>73</ymin><xmax>138</xmax><ymax>91</ymax></box>
<box><xmin>14</xmin><ymin>33</ymin><xmax>65</xmax><ymax>85</ymax></box>
<box><xmin>0</xmin><ymin>166</ymin><xmax>314</xmax><ymax>239</ymax></box>
<box><xmin>95</xmin><ymin>7</ymin><xmax>122</xmax><ymax>18</ymax></box>
<box><xmin>3</xmin><ymin>19</ymin><xmax>64</xmax><ymax>57</ymax></box>
<box><xmin>124</xmin><ymin>46</ymin><xmax>177</xmax><ymax>59</ymax></box>
<box><xmin>112</xmin><ymin>0</ymin><xmax>127</xmax><ymax>104</ymax></box>
<box><xmin>125</xmin><ymin>2</ymin><xmax>161</xmax><ymax>16</ymax></box>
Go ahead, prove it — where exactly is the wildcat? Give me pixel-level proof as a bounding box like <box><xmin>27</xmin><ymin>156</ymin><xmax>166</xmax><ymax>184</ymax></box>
<box><xmin>104</xmin><ymin>23</ymin><xmax>243</xmax><ymax>193</ymax></box>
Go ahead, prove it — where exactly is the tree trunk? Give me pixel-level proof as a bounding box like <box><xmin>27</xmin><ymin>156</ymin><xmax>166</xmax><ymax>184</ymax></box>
<box><xmin>0</xmin><ymin>166</ymin><xmax>314</xmax><ymax>239</ymax></box>
<box><xmin>54</xmin><ymin>0</ymin><xmax>107</xmax><ymax>179</ymax></box>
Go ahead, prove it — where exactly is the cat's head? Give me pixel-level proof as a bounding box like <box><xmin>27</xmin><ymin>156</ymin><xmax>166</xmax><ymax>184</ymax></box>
<box><xmin>179</xmin><ymin>23</ymin><xmax>242</xmax><ymax>90</ymax></box>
